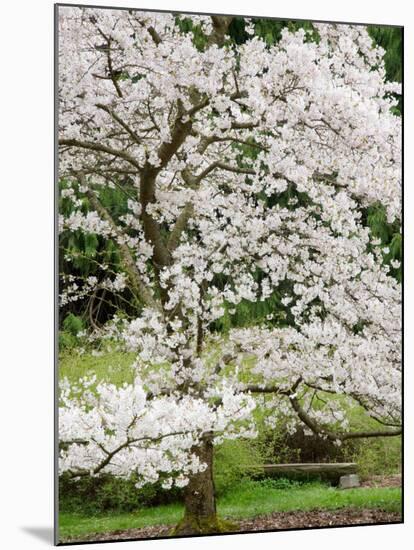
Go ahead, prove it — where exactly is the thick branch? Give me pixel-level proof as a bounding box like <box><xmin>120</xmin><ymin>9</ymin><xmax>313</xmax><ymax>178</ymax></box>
<box><xmin>215</xmin><ymin>161</ymin><xmax>256</xmax><ymax>175</ymax></box>
<box><xmin>153</xmin><ymin>17</ymin><xmax>236</xmax><ymax>172</ymax></box>
<box><xmin>289</xmin><ymin>394</ymin><xmax>402</xmax><ymax>441</ymax></box>
<box><xmin>204</xmin><ymin>136</ymin><xmax>269</xmax><ymax>152</ymax></box>
<box><xmin>207</xmin><ymin>16</ymin><xmax>234</xmax><ymax>47</ymax></box>
<box><xmin>136</xmin><ymin>19</ymin><xmax>162</xmax><ymax>45</ymax></box>
<box><xmin>246</xmin><ymin>385</ymin><xmax>288</xmax><ymax>395</ymax></box>
<box><xmin>106</xmin><ymin>45</ymin><xmax>123</xmax><ymax>98</ymax></box>
<box><xmin>139</xmin><ymin>167</ymin><xmax>172</xmax><ymax>267</ymax></box>
<box><xmin>192</xmin><ymin>160</ymin><xmax>256</xmax><ymax>183</ymax></box>
<box><xmin>59</xmin><ymin>139</ymin><xmax>141</xmax><ymax>170</ymax></box>
<box><xmin>155</xmin><ymin>101</ymin><xmax>192</xmax><ymax>170</ymax></box>
<box><xmin>247</xmin><ymin>381</ymin><xmax>401</xmax><ymax>441</ymax></box>
<box><xmin>231</xmin><ymin>121</ymin><xmax>259</xmax><ymax>130</ymax></box>
<box><xmin>167</xmin><ymin>202</ymin><xmax>194</xmax><ymax>253</ymax></box>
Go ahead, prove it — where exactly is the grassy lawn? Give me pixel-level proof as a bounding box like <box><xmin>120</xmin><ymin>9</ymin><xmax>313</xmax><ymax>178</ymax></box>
<box><xmin>59</xmin><ymin>481</ymin><xmax>401</xmax><ymax>540</ymax></box>
<box><xmin>59</xmin><ymin>349</ymin><xmax>136</xmax><ymax>386</ymax></box>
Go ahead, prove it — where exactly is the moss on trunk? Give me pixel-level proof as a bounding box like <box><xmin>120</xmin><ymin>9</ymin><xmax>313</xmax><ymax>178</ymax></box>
<box><xmin>172</xmin><ymin>514</ymin><xmax>237</xmax><ymax>536</ymax></box>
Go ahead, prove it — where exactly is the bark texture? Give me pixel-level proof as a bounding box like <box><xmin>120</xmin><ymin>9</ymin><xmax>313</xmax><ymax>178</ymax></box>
<box><xmin>172</xmin><ymin>437</ymin><xmax>236</xmax><ymax>535</ymax></box>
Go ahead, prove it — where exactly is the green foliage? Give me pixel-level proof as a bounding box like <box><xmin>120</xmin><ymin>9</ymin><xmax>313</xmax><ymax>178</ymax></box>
<box><xmin>175</xmin><ymin>16</ymin><xmax>208</xmax><ymax>50</ymax></box>
<box><xmin>213</xmin><ymin>439</ymin><xmax>263</xmax><ymax>496</ymax></box>
<box><xmin>59</xmin><ymin>474</ymin><xmax>183</xmax><ymax>515</ymax></box>
<box><xmin>347</xmin><ymin>437</ymin><xmax>402</xmax><ymax>479</ymax></box>
<box><xmin>368</xmin><ymin>25</ymin><xmax>402</xmax><ymax>114</ymax></box>
<box><xmin>365</xmin><ymin>203</ymin><xmax>401</xmax><ymax>282</ymax></box>
<box><xmin>368</xmin><ymin>25</ymin><xmax>403</xmax><ymax>83</ymax></box>
<box><xmin>59</xmin><ymin>331</ymin><xmax>79</xmax><ymax>350</ymax></box>
<box><xmin>63</xmin><ymin>313</ymin><xmax>85</xmax><ymax>336</ymax></box>
<box><xmin>59</xmin><ymin>314</ymin><xmax>86</xmax><ymax>349</ymax></box>
<box><xmin>59</xmin><ymin>179</ymin><xmax>132</xmax><ymax>326</ymax></box>
<box><xmin>367</xmin><ymin>204</ymin><xmax>391</xmax><ymax>242</ymax></box>
<box><xmin>255</xmin><ymin>422</ymin><xmax>302</xmax><ymax>464</ymax></box>
<box><xmin>256</xmin><ymin>477</ymin><xmax>303</xmax><ymax>490</ymax></box>
<box><xmin>228</xmin><ymin>17</ymin><xmax>319</xmax><ymax>47</ymax></box>
<box><xmin>212</xmin><ymin>291</ymin><xmax>290</xmax><ymax>334</ymax></box>
<box><xmin>388</xmin><ymin>233</ymin><xmax>402</xmax><ymax>262</ymax></box>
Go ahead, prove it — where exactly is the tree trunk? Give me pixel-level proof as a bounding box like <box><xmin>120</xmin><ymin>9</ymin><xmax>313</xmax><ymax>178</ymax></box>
<box><xmin>172</xmin><ymin>436</ymin><xmax>236</xmax><ymax>536</ymax></box>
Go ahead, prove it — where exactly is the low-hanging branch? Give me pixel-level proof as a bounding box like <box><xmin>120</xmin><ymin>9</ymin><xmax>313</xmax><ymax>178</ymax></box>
<box><xmin>59</xmin><ymin>138</ymin><xmax>141</xmax><ymax>170</ymax></box>
<box><xmin>246</xmin><ymin>380</ymin><xmax>402</xmax><ymax>441</ymax></box>
<box><xmin>289</xmin><ymin>394</ymin><xmax>402</xmax><ymax>440</ymax></box>
<box><xmin>62</xmin><ymin>429</ymin><xmax>199</xmax><ymax>478</ymax></box>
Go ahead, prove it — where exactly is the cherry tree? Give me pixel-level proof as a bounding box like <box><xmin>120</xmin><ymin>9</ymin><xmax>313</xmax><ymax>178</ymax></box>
<box><xmin>58</xmin><ymin>6</ymin><xmax>401</xmax><ymax>535</ymax></box>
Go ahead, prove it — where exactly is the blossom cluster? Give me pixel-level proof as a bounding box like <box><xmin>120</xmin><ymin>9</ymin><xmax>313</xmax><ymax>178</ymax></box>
<box><xmin>59</xmin><ymin>376</ymin><xmax>256</xmax><ymax>486</ymax></box>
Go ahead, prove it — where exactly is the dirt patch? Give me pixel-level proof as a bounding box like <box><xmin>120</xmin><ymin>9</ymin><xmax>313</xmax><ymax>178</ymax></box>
<box><xmin>236</xmin><ymin>508</ymin><xmax>401</xmax><ymax>532</ymax></box>
<box><xmin>63</xmin><ymin>508</ymin><xmax>402</xmax><ymax>543</ymax></box>
<box><xmin>360</xmin><ymin>474</ymin><xmax>401</xmax><ymax>488</ymax></box>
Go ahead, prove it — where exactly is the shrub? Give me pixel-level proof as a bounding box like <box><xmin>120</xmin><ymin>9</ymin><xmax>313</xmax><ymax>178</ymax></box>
<box><xmin>213</xmin><ymin>439</ymin><xmax>263</xmax><ymax>496</ymax></box>
<box><xmin>59</xmin><ymin>473</ymin><xmax>183</xmax><ymax>514</ymax></box>
<box><xmin>256</xmin><ymin>477</ymin><xmax>305</xmax><ymax>490</ymax></box>
<box><xmin>59</xmin><ymin>331</ymin><xmax>78</xmax><ymax>350</ymax></box>
<box><xmin>346</xmin><ymin>436</ymin><xmax>401</xmax><ymax>479</ymax></box>
<box><xmin>63</xmin><ymin>313</ymin><xmax>85</xmax><ymax>336</ymax></box>
<box><xmin>59</xmin><ymin>314</ymin><xmax>86</xmax><ymax>350</ymax></box>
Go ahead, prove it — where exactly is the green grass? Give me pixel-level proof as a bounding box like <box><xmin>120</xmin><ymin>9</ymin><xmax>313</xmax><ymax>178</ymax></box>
<box><xmin>218</xmin><ymin>480</ymin><xmax>401</xmax><ymax>517</ymax></box>
<box><xmin>59</xmin><ymin>503</ymin><xmax>182</xmax><ymax>539</ymax></box>
<box><xmin>59</xmin><ymin>481</ymin><xmax>401</xmax><ymax>540</ymax></box>
<box><xmin>59</xmin><ymin>350</ymin><xmax>136</xmax><ymax>386</ymax></box>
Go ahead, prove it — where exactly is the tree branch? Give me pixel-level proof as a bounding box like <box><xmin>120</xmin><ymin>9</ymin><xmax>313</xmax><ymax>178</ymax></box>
<box><xmin>289</xmin><ymin>394</ymin><xmax>401</xmax><ymax>441</ymax></box>
<box><xmin>207</xmin><ymin>16</ymin><xmax>234</xmax><ymax>47</ymax></box>
<box><xmin>96</xmin><ymin>103</ymin><xmax>142</xmax><ymax>144</ymax></box>
<box><xmin>192</xmin><ymin>160</ymin><xmax>256</xmax><ymax>184</ymax></box>
<box><xmin>246</xmin><ymin>380</ymin><xmax>401</xmax><ymax>441</ymax></box>
<box><xmin>63</xmin><ymin>429</ymin><xmax>205</xmax><ymax>479</ymax></box>
<box><xmin>59</xmin><ymin>139</ymin><xmax>141</xmax><ymax>170</ymax></box>
<box><xmin>155</xmin><ymin>100</ymin><xmax>192</xmax><ymax>170</ymax></box>
<box><xmin>85</xmin><ymin>185</ymin><xmax>159</xmax><ymax>310</ymax></box>
<box><xmin>167</xmin><ymin>202</ymin><xmax>194</xmax><ymax>253</ymax></box>
<box><xmin>231</xmin><ymin>121</ymin><xmax>259</xmax><ymax>130</ymax></box>
<box><xmin>139</xmin><ymin>167</ymin><xmax>172</xmax><ymax>268</ymax></box>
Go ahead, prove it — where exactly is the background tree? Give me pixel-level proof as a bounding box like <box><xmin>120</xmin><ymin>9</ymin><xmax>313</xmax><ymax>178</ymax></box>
<box><xmin>58</xmin><ymin>7</ymin><xmax>402</xmax><ymax>535</ymax></box>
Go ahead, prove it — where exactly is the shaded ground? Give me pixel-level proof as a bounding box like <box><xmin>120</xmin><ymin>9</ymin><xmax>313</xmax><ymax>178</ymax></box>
<box><xmin>63</xmin><ymin>508</ymin><xmax>401</xmax><ymax>543</ymax></box>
